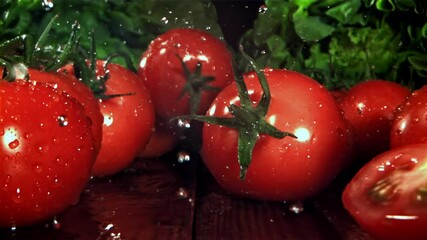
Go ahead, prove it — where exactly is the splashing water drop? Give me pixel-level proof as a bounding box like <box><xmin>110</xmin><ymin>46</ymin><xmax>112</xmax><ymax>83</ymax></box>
<box><xmin>42</xmin><ymin>0</ymin><xmax>54</xmax><ymax>11</ymax></box>
<box><xmin>177</xmin><ymin>119</ymin><xmax>191</xmax><ymax>129</ymax></box>
<box><xmin>259</xmin><ymin>5</ymin><xmax>268</xmax><ymax>14</ymax></box>
<box><xmin>52</xmin><ymin>217</ymin><xmax>61</xmax><ymax>229</ymax></box>
<box><xmin>177</xmin><ymin>151</ymin><xmax>191</xmax><ymax>163</ymax></box>
<box><xmin>288</xmin><ymin>202</ymin><xmax>304</xmax><ymax>214</ymax></box>
<box><xmin>176</xmin><ymin>187</ymin><xmax>189</xmax><ymax>199</ymax></box>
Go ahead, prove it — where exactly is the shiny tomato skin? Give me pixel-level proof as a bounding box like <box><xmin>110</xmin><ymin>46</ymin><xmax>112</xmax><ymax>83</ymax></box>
<box><xmin>338</xmin><ymin>80</ymin><xmax>410</xmax><ymax>161</ymax></box>
<box><xmin>201</xmin><ymin>69</ymin><xmax>353</xmax><ymax>201</ymax></box>
<box><xmin>138</xmin><ymin>28</ymin><xmax>234</xmax><ymax>121</ymax></box>
<box><xmin>92</xmin><ymin>61</ymin><xmax>155</xmax><ymax>177</ymax></box>
<box><xmin>27</xmin><ymin>68</ymin><xmax>103</xmax><ymax>155</ymax></box>
<box><xmin>391</xmin><ymin>86</ymin><xmax>427</xmax><ymax>148</ymax></box>
<box><xmin>342</xmin><ymin>144</ymin><xmax>427</xmax><ymax>240</ymax></box>
<box><xmin>0</xmin><ymin>80</ymin><xmax>95</xmax><ymax>227</ymax></box>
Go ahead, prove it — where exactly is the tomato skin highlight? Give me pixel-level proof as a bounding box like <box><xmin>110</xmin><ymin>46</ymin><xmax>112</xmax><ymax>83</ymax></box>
<box><xmin>0</xmin><ymin>80</ymin><xmax>95</xmax><ymax>227</ymax></box>
<box><xmin>338</xmin><ymin>80</ymin><xmax>410</xmax><ymax>161</ymax></box>
<box><xmin>201</xmin><ymin>69</ymin><xmax>353</xmax><ymax>201</ymax></box>
<box><xmin>138</xmin><ymin>28</ymin><xmax>234</xmax><ymax>121</ymax></box>
<box><xmin>92</xmin><ymin>61</ymin><xmax>155</xmax><ymax>177</ymax></box>
<box><xmin>391</xmin><ymin>86</ymin><xmax>427</xmax><ymax>148</ymax></box>
<box><xmin>342</xmin><ymin>144</ymin><xmax>427</xmax><ymax>240</ymax></box>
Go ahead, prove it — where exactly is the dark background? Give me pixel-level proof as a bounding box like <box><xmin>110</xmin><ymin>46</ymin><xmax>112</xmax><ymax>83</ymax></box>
<box><xmin>212</xmin><ymin>0</ymin><xmax>263</xmax><ymax>49</ymax></box>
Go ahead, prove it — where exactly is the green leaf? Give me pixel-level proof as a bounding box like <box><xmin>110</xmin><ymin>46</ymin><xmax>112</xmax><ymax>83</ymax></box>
<box><xmin>326</xmin><ymin>0</ymin><xmax>363</xmax><ymax>25</ymax></box>
<box><xmin>293</xmin><ymin>11</ymin><xmax>335</xmax><ymax>42</ymax></box>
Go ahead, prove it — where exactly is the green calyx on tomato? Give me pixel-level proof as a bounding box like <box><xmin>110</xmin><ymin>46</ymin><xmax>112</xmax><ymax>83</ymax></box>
<box><xmin>66</xmin><ymin>30</ymin><xmax>136</xmax><ymax>101</ymax></box>
<box><xmin>175</xmin><ymin>45</ymin><xmax>297</xmax><ymax>179</ymax></box>
<box><xmin>176</xmin><ymin>53</ymin><xmax>220</xmax><ymax>115</ymax></box>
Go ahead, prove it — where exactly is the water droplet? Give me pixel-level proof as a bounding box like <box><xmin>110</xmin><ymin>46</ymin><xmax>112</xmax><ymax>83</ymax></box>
<box><xmin>12</xmin><ymin>187</ymin><xmax>23</xmax><ymax>203</ymax></box>
<box><xmin>42</xmin><ymin>0</ymin><xmax>54</xmax><ymax>11</ymax></box>
<box><xmin>288</xmin><ymin>202</ymin><xmax>304</xmax><ymax>214</ymax></box>
<box><xmin>259</xmin><ymin>5</ymin><xmax>268</xmax><ymax>13</ymax></box>
<box><xmin>177</xmin><ymin>119</ymin><xmax>191</xmax><ymax>129</ymax></box>
<box><xmin>33</xmin><ymin>163</ymin><xmax>43</xmax><ymax>173</ymax></box>
<box><xmin>416</xmin><ymin>187</ymin><xmax>427</xmax><ymax>202</ymax></box>
<box><xmin>8</xmin><ymin>139</ymin><xmax>19</xmax><ymax>149</ymax></box>
<box><xmin>57</xmin><ymin>115</ymin><xmax>69</xmax><ymax>127</ymax></box>
<box><xmin>160</xmin><ymin>16</ymin><xmax>169</xmax><ymax>25</ymax></box>
<box><xmin>177</xmin><ymin>151</ymin><xmax>190</xmax><ymax>163</ymax></box>
<box><xmin>176</xmin><ymin>187</ymin><xmax>189</xmax><ymax>199</ymax></box>
<box><xmin>52</xmin><ymin>217</ymin><xmax>61</xmax><ymax>229</ymax></box>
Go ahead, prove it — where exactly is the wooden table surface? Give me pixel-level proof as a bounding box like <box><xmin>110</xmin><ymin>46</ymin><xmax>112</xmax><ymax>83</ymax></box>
<box><xmin>0</xmin><ymin>150</ymin><xmax>374</xmax><ymax>240</ymax></box>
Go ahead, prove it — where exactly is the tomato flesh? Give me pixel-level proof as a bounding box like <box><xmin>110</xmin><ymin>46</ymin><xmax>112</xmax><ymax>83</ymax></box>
<box><xmin>343</xmin><ymin>144</ymin><xmax>427</xmax><ymax>240</ymax></box>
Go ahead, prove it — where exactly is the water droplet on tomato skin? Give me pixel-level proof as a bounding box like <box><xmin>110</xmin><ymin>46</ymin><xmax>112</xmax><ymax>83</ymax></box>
<box><xmin>33</xmin><ymin>163</ymin><xmax>43</xmax><ymax>173</ymax></box>
<box><xmin>8</xmin><ymin>139</ymin><xmax>20</xmax><ymax>149</ymax></box>
<box><xmin>57</xmin><ymin>115</ymin><xmax>69</xmax><ymax>127</ymax></box>
<box><xmin>12</xmin><ymin>187</ymin><xmax>23</xmax><ymax>204</ymax></box>
<box><xmin>2</xmin><ymin>175</ymin><xmax>12</xmax><ymax>191</ymax></box>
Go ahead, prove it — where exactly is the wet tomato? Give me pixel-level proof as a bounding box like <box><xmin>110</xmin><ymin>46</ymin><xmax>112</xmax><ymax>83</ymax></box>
<box><xmin>91</xmin><ymin>61</ymin><xmax>155</xmax><ymax>177</ymax></box>
<box><xmin>61</xmin><ymin>61</ymin><xmax>155</xmax><ymax>177</ymax></box>
<box><xmin>391</xmin><ymin>86</ymin><xmax>427</xmax><ymax>148</ymax></box>
<box><xmin>138</xmin><ymin>28</ymin><xmax>235</xmax><ymax>121</ymax></box>
<box><xmin>338</xmin><ymin>80</ymin><xmax>410</xmax><ymax>162</ymax></box>
<box><xmin>201</xmin><ymin>69</ymin><xmax>353</xmax><ymax>201</ymax></box>
<box><xmin>28</xmin><ymin>68</ymin><xmax>103</xmax><ymax>155</ymax></box>
<box><xmin>342</xmin><ymin>143</ymin><xmax>427</xmax><ymax>240</ymax></box>
<box><xmin>0</xmin><ymin>80</ymin><xmax>95</xmax><ymax>227</ymax></box>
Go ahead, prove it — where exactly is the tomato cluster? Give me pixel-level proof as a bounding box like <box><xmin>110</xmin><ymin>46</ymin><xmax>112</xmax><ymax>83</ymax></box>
<box><xmin>338</xmin><ymin>82</ymin><xmax>427</xmax><ymax>240</ymax></box>
<box><xmin>1</xmin><ymin>23</ymin><xmax>426</xmax><ymax>240</ymax></box>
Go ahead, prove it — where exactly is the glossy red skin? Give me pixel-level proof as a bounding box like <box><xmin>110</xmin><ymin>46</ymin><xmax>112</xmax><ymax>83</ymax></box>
<box><xmin>0</xmin><ymin>80</ymin><xmax>95</xmax><ymax>227</ymax></box>
<box><xmin>338</xmin><ymin>80</ymin><xmax>410</xmax><ymax>161</ymax></box>
<box><xmin>391</xmin><ymin>86</ymin><xmax>427</xmax><ymax>148</ymax></box>
<box><xmin>138</xmin><ymin>28</ymin><xmax>234</xmax><ymax>121</ymax></box>
<box><xmin>139</xmin><ymin>119</ymin><xmax>178</xmax><ymax>158</ymax></box>
<box><xmin>201</xmin><ymin>69</ymin><xmax>353</xmax><ymax>201</ymax></box>
<box><xmin>342</xmin><ymin>144</ymin><xmax>427</xmax><ymax>240</ymax></box>
<box><xmin>92</xmin><ymin>61</ymin><xmax>155</xmax><ymax>177</ymax></box>
<box><xmin>27</xmin><ymin>68</ymin><xmax>103</xmax><ymax>155</ymax></box>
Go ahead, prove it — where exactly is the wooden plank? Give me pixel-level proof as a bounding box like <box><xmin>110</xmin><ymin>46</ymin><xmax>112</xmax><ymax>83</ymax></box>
<box><xmin>0</xmin><ymin>154</ymin><xmax>197</xmax><ymax>240</ymax></box>
<box><xmin>194</xmin><ymin>168</ymin><xmax>345</xmax><ymax>240</ymax></box>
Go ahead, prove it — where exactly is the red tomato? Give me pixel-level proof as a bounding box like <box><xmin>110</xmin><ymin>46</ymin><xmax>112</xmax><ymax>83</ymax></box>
<box><xmin>201</xmin><ymin>69</ymin><xmax>353</xmax><ymax>201</ymax></box>
<box><xmin>27</xmin><ymin>68</ymin><xmax>103</xmax><ymax>155</ymax></box>
<box><xmin>338</xmin><ymin>80</ymin><xmax>410</xmax><ymax>162</ymax></box>
<box><xmin>391</xmin><ymin>86</ymin><xmax>427</xmax><ymax>148</ymax></box>
<box><xmin>92</xmin><ymin>61</ymin><xmax>155</xmax><ymax>177</ymax></box>
<box><xmin>0</xmin><ymin>80</ymin><xmax>95</xmax><ymax>227</ymax></box>
<box><xmin>139</xmin><ymin>119</ymin><xmax>178</xmax><ymax>159</ymax></box>
<box><xmin>138</xmin><ymin>28</ymin><xmax>234</xmax><ymax>121</ymax></box>
<box><xmin>342</xmin><ymin>144</ymin><xmax>427</xmax><ymax>240</ymax></box>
